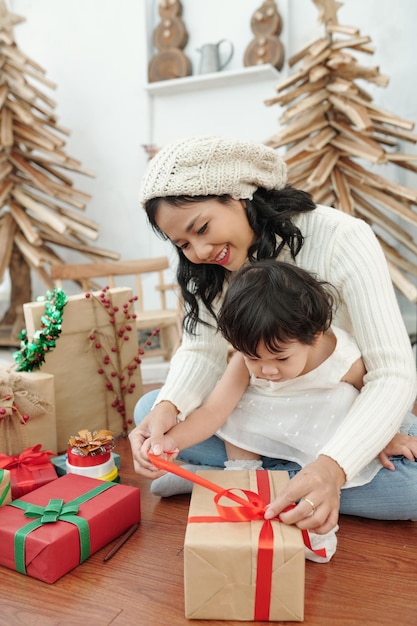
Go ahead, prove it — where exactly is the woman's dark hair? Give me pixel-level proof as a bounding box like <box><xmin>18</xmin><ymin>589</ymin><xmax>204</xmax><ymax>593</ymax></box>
<box><xmin>144</xmin><ymin>185</ymin><xmax>316</xmax><ymax>333</ymax></box>
<box><xmin>218</xmin><ymin>260</ymin><xmax>336</xmax><ymax>356</ymax></box>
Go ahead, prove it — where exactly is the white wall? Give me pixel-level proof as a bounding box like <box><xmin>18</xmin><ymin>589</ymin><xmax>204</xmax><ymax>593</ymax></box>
<box><xmin>7</xmin><ymin>0</ymin><xmax>417</xmax><ymax>322</ymax></box>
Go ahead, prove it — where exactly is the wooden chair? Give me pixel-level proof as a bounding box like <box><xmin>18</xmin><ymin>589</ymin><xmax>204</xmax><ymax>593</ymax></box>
<box><xmin>50</xmin><ymin>257</ymin><xmax>183</xmax><ymax>360</ymax></box>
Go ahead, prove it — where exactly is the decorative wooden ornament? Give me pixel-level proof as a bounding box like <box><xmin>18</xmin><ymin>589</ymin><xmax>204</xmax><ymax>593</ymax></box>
<box><xmin>244</xmin><ymin>0</ymin><xmax>284</xmax><ymax>71</ymax></box>
<box><xmin>153</xmin><ymin>16</ymin><xmax>188</xmax><ymax>50</ymax></box>
<box><xmin>265</xmin><ymin>0</ymin><xmax>417</xmax><ymax>302</ymax></box>
<box><xmin>158</xmin><ymin>0</ymin><xmax>182</xmax><ymax>20</ymax></box>
<box><xmin>148</xmin><ymin>0</ymin><xmax>191</xmax><ymax>82</ymax></box>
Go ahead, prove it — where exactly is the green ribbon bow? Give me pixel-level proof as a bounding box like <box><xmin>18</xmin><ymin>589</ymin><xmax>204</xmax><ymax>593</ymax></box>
<box><xmin>9</xmin><ymin>482</ymin><xmax>114</xmax><ymax>575</ymax></box>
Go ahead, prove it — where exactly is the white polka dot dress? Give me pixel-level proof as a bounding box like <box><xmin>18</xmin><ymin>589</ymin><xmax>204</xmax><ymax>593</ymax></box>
<box><xmin>217</xmin><ymin>326</ymin><xmax>382</xmax><ymax>488</ymax></box>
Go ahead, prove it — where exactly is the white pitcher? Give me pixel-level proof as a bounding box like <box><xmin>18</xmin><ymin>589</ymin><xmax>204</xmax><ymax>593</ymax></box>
<box><xmin>196</xmin><ymin>39</ymin><xmax>234</xmax><ymax>74</ymax></box>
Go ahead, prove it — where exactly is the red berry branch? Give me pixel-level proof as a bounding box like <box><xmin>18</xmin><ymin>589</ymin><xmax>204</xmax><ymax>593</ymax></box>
<box><xmin>85</xmin><ymin>286</ymin><xmax>160</xmax><ymax>434</ymax></box>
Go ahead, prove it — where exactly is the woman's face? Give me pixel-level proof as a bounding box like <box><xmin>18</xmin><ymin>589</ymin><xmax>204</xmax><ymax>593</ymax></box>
<box><xmin>155</xmin><ymin>198</ymin><xmax>256</xmax><ymax>271</ymax></box>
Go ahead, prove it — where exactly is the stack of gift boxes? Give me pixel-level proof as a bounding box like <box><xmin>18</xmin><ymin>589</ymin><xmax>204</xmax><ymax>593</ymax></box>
<box><xmin>0</xmin><ymin>381</ymin><xmax>141</xmax><ymax>584</ymax></box>
<box><xmin>0</xmin><ymin>287</ymin><xmax>142</xmax><ymax>584</ymax></box>
<box><xmin>0</xmin><ymin>428</ymin><xmax>141</xmax><ymax>584</ymax></box>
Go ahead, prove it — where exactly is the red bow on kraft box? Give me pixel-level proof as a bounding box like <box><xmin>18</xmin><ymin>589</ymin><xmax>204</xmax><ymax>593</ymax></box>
<box><xmin>149</xmin><ymin>454</ymin><xmax>323</xmax><ymax>622</ymax></box>
<box><xmin>0</xmin><ymin>444</ymin><xmax>57</xmax><ymax>499</ymax></box>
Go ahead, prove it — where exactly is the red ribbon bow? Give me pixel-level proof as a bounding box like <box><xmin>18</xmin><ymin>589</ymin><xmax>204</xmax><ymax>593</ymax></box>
<box><xmin>148</xmin><ymin>454</ymin><xmax>325</xmax><ymax>621</ymax></box>
<box><xmin>0</xmin><ymin>444</ymin><xmax>55</xmax><ymax>471</ymax></box>
<box><xmin>0</xmin><ymin>444</ymin><xmax>56</xmax><ymax>499</ymax></box>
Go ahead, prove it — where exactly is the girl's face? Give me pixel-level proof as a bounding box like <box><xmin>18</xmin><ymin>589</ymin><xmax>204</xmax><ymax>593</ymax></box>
<box><xmin>242</xmin><ymin>340</ymin><xmax>313</xmax><ymax>383</ymax></box>
<box><xmin>155</xmin><ymin>198</ymin><xmax>256</xmax><ymax>271</ymax></box>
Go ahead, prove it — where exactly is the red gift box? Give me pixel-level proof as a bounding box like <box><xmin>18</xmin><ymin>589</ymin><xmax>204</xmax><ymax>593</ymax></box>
<box><xmin>0</xmin><ymin>473</ymin><xmax>141</xmax><ymax>583</ymax></box>
<box><xmin>0</xmin><ymin>444</ymin><xmax>57</xmax><ymax>499</ymax></box>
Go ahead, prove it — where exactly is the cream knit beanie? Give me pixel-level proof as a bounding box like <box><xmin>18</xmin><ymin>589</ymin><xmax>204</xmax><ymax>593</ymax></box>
<box><xmin>139</xmin><ymin>135</ymin><xmax>288</xmax><ymax>205</ymax></box>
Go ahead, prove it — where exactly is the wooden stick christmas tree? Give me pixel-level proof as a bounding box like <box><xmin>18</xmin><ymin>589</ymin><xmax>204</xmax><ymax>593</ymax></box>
<box><xmin>0</xmin><ymin>1</ymin><xmax>119</xmax><ymax>344</ymax></box>
<box><xmin>265</xmin><ymin>0</ymin><xmax>417</xmax><ymax>301</ymax></box>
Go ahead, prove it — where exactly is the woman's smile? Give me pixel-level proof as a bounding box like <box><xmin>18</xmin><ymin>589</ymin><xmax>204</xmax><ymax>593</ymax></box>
<box><xmin>214</xmin><ymin>244</ymin><xmax>230</xmax><ymax>265</ymax></box>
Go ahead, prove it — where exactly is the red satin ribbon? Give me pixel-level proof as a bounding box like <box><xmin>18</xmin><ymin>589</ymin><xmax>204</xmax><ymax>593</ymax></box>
<box><xmin>0</xmin><ymin>444</ymin><xmax>56</xmax><ymax>498</ymax></box>
<box><xmin>66</xmin><ymin>448</ymin><xmax>111</xmax><ymax>467</ymax></box>
<box><xmin>0</xmin><ymin>444</ymin><xmax>55</xmax><ymax>470</ymax></box>
<box><xmin>148</xmin><ymin>454</ymin><xmax>325</xmax><ymax>621</ymax></box>
<box><xmin>255</xmin><ymin>470</ymin><xmax>274</xmax><ymax>619</ymax></box>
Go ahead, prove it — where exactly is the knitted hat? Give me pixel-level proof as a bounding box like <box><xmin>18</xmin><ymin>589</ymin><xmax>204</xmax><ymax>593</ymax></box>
<box><xmin>139</xmin><ymin>135</ymin><xmax>288</xmax><ymax>205</ymax></box>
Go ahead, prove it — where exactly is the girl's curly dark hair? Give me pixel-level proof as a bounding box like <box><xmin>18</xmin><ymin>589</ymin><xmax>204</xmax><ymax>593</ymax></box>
<box><xmin>218</xmin><ymin>260</ymin><xmax>337</xmax><ymax>356</ymax></box>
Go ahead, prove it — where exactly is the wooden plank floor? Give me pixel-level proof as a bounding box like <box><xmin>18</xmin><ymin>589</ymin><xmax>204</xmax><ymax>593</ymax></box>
<box><xmin>1</xmin><ymin>435</ymin><xmax>417</xmax><ymax>625</ymax></box>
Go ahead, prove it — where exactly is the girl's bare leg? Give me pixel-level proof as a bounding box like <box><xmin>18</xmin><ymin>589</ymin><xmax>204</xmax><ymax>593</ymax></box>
<box><xmin>225</xmin><ymin>441</ymin><xmax>261</xmax><ymax>461</ymax></box>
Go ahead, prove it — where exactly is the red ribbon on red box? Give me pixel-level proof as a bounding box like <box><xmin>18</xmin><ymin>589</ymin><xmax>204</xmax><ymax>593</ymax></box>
<box><xmin>148</xmin><ymin>454</ymin><xmax>325</xmax><ymax>621</ymax></box>
<box><xmin>0</xmin><ymin>444</ymin><xmax>56</xmax><ymax>499</ymax></box>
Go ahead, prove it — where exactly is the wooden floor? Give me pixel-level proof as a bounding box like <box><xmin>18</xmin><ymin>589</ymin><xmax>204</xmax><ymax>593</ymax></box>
<box><xmin>1</xmin><ymin>435</ymin><xmax>417</xmax><ymax>625</ymax></box>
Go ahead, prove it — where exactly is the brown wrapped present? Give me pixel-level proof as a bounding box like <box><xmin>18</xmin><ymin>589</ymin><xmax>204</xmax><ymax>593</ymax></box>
<box><xmin>184</xmin><ymin>469</ymin><xmax>305</xmax><ymax>621</ymax></box>
<box><xmin>0</xmin><ymin>369</ymin><xmax>57</xmax><ymax>455</ymax></box>
<box><xmin>147</xmin><ymin>455</ymin><xmax>305</xmax><ymax>622</ymax></box>
<box><xmin>23</xmin><ymin>288</ymin><xmax>143</xmax><ymax>452</ymax></box>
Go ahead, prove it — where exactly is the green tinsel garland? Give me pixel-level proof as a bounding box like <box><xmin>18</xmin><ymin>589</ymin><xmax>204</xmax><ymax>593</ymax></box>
<box><xmin>13</xmin><ymin>288</ymin><xmax>68</xmax><ymax>372</ymax></box>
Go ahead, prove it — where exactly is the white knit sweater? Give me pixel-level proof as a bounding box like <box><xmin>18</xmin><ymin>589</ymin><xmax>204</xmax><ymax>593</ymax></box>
<box><xmin>154</xmin><ymin>205</ymin><xmax>417</xmax><ymax>482</ymax></box>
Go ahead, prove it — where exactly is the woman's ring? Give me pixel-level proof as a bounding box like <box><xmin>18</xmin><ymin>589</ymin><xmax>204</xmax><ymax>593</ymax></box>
<box><xmin>302</xmin><ymin>497</ymin><xmax>316</xmax><ymax>515</ymax></box>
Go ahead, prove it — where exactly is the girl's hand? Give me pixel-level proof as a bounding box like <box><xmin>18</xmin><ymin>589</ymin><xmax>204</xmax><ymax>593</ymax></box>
<box><xmin>128</xmin><ymin>401</ymin><xmax>178</xmax><ymax>478</ymax></box>
<box><xmin>264</xmin><ymin>455</ymin><xmax>346</xmax><ymax>534</ymax></box>
<box><xmin>141</xmin><ymin>434</ymin><xmax>179</xmax><ymax>462</ymax></box>
<box><xmin>378</xmin><ymin>433</ymin><xmax>417</xmax><ymax>470</ymax></box>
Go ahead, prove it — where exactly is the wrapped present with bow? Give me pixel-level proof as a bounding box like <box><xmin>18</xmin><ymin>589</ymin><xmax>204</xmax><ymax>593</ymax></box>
<box><xmin>23</xmin><ymin>288</ymin><xmax>144</xmax><ymax>452</ymax></box>
<box><xmin>0</xmin><ymin>468</ymin><xmax>11</xmax><ymax>506</ymax></box>
<box><xmin>149</xmin><ymin>455</ymin><xmax>306</xmax><ymax>622</ymax></box>
<box><xmin>65</xmin><ymin>429</ymin><xmax>119</xmax><ymax>482</ymax></box>
<box><xmin>0</xmin><ymin>369</ymin><xmax>57</xmax><ymax>456</ymax></box>
<box><xmin>51</xmin><ymin>451</ymin><xmax>121</xmax><ymax>477</ymax></box>
<box><xmin>0</xmin><ymin>444</ymin><xmax>57</xmax><ymax>499</ymax></box>
<box><xmin>0</xmin><ymin>473</ymin><xmax>141</xmax><ymax>583</ymax></box>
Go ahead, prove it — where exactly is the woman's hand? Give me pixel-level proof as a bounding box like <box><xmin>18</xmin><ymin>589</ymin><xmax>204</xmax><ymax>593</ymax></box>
<box><xmin>378</xmin><ymin>432</ymin><xmax>417</xmax><ymax>470</ymax></box>
<box><xmin>128</xmin><ymin>401</ymin><xmax>178</xmax><ymax>478</ymax></box>
<box><xmin>264</xmin><ymin>455</ymin><xmax>346</xmax><ymax>534</ymax></box>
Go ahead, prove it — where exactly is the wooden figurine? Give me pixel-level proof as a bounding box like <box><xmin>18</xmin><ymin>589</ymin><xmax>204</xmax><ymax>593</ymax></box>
<box><xmin>244</xmin><ymin>0</ymin><xmax>284</xmax><ymax>71</ymax></box>
<box><xmin>148</xmin><ymin>0</ymin><xmax>192</xmax><ymax>82</ymax></box>
<box><xmin>264</xmin><ymin>0</ymin><xmax>417</xmax><ymax>302</ymax></box>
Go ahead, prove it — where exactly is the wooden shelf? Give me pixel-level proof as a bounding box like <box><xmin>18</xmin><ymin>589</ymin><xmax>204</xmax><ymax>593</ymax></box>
<box><xmin>145</xmin><ymin>64</ymin><xmax>281</xmax><ymax>96</ymax></box>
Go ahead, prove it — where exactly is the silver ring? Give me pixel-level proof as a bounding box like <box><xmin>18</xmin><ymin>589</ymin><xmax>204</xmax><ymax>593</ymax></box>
<box><xmin>302</xmin><ymin>497</ymin><xmax>316</xmax><ymax>515</ymax></box>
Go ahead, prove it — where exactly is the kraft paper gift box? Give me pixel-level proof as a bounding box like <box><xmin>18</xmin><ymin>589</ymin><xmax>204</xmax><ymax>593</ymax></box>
<box><xmin>23</xmin><ymin>287</ymin><xmax>144</xmax><ymax>452</ymax></box>
<box><xmin>0</xmin><ymin>369</ymin><xmax>57</xmax><ymax>455</ymax></box>
<box><xmin>184</xmin><ymin>469</ymin><xmax>305</xmax><ymax>622</ymax></box>
<box><xmin>0</xmin><ymin>468</ymin><xmax>11</xmax><ymax>506</ymax></box>
<box><xmin>0</xmin><ymin>445</ymin><xmax>57</xmax><ymax>499</ymax></box>
<box><xmin>0</xmin><ymin>473</ymin><xmax>141</xmax><ymax>583</ymax></box>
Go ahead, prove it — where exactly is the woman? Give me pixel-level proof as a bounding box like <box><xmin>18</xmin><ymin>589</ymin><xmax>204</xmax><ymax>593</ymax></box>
<box><xmin>129</xmin><ymin>135</ymin><xmax>417</xmax><ymax>535</ymax></box>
